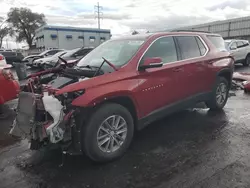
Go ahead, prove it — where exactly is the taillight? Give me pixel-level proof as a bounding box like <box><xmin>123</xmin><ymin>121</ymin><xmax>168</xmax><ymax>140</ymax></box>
<box><xmin>2</xmin><ymin>69</ymin><xmax>15</xmax><ymax>80</ymax></box>
<box><xmin>0</xmin><ymin>55</ymin><xmax>4</xmax><ymax>60</ymax></box>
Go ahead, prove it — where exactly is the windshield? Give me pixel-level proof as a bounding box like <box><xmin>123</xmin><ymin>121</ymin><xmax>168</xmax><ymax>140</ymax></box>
<box><xmin>52</xmin><ymin>51</ymin><xmax>66</xmax><ymax>58</ymax></box>
<box><xmin>39</xmin><ymin>50</ymin><xmax>50</xmax><ymax>56</ymax></box>
<box><xmin>77</xmin><ymin>39</ymin><xmax>145</xmax><ymax>68</ymax></box>
<box><xmin>61</xmin><ymin>48</ymin><xmax>80</xmax><ymax>58</ymax></box>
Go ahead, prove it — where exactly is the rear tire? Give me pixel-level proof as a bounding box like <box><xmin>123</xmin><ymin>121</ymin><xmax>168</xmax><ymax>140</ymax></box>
<box><xmin>206</xmin><ymin>77</ymin><xmax>229</xmax><ymax>110</ymax></box>
<box><xmin>81</xmin><ymin>103</ymin><xmax>134</xmax><ymax>163</ymax></box>
<box><xmin>243</xmin><ymin>55</ymin><xmax>250</xmax><ymax>66</ymax></box>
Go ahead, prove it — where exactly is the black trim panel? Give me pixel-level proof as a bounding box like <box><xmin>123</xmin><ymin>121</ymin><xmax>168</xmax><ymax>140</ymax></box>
<box><xmin>137</xmin><ymin>92</ymin><xmax>212</xmax><ymax>130</ymax></box>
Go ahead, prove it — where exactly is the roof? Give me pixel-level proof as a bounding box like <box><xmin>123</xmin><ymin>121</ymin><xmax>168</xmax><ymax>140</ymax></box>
<box><xmin>111</xmin><ymin>33</ymin><xmax>153</xmax><ymax>41</ymax></box>
<box><xmin>111</xmin><ymin>31</ymin><xmax>220</xmax><ymax>41</ymax></box>
<box><xmin>36</xmin><ymin>25</ymin><xmax>111</xmax><ymax>34</ymax></box>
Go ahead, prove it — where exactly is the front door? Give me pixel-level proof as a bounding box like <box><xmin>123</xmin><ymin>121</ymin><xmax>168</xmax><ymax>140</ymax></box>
<box><xmin>134</xmin><ymin>36</ymin><xmax>181</xmax><ymax>117</ymax></box>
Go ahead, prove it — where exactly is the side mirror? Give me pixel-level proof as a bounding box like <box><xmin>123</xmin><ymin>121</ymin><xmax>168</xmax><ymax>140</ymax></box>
<box><xmin>230</xmin><ymin>46</ymin><xmax>237</xmax><ymax>50</ymax></box>
<box><xmin>139</xmin><ymin>57</ymin><xmax>163</xmax><ymax>71</ymax></box>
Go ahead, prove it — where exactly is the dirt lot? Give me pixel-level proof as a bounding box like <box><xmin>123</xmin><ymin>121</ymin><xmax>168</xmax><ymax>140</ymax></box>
<box><xmin>1</xmin><ymin>65</ymin><xmax>250</xmax><ymax>188</ymax></box>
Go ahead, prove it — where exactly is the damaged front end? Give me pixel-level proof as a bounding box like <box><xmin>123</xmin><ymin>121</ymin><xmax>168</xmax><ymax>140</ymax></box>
<box><xmin>9</xmin><ymin>91</ymin><xmax>79</xmax><ymax>152</ymax></box>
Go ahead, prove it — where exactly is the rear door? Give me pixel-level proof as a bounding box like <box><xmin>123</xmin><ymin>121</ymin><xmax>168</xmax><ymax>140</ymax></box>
<box><xmin>236</xmin><ymin>41</ymin><xmax>245</xmax><ymax>60</ymax></box>
<box><xmin>174</xmin><ymin>35</ymin><xmax>209</xmax><ymax>98</ymax></box>
<box><xmin>229</xmin><ymin>42</ymin><xmax>240</xmax><ymax>61</ymax></box>
<box><xmin>135</xmin><ymin>36</ymin><xmax>181</xmax><ymax>117</ymax></box>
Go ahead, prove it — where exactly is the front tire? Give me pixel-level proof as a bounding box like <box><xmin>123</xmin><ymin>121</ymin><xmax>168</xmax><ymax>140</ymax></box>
<box><xmin>81</xmin><ymin>103</ymin><xmax>134</xmax><ymax>163</ymax></box>
<box><xmin>206</xmin><ymin>77</ymin><xmax>229</xmax><ymax>110</ymax></box>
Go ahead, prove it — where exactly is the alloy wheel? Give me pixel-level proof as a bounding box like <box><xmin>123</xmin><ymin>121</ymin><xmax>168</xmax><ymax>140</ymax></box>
<box><xmin>216</xmin><ymin>83</ymin><xmax>227</xmax><ymax>105</ymax></box>
<box><xmin>97</xmin><ymin>115</ymin><xmax>128</xmax><ymax>153</ymax></box>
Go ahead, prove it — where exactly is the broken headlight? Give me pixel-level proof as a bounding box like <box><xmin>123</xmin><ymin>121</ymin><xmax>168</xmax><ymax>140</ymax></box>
<box><xmin>57</xmin><ymin>89</ymin><xmax>85</xmax><ymax>111</ymax></box>
<box><xmin>62</xmin><ymin>89</ymin><xmax>85</xmax><ymax>98</ymax></box>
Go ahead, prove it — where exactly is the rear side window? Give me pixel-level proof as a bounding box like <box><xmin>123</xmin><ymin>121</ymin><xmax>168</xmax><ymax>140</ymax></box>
<box><xmin>195</xmin><ymin>37</ymin><xmax>207</xmax><ymax>56</ymax></box>
<box><xmin>141</xmin><ymin>36</ymin><xmax>177</xmax><ymax>64</ymax></box>
<box><xmin>176</xmin><ymin>36</ymin><xmax>201</xmax><ymax>59</ymax></box>
<box><xmin>207</xmin><ymin>35</ymin><xmax>226</xmax><ymax>51</ymax></box>
<box><xmin>242</xmin><ymin>41</ymin><xmax>249</xmax><ymax>47</ymax></box>
<box><xmin>236</xmin><ymin>41</ymin><xmax>244</xmax><ymax>48</ymax></box>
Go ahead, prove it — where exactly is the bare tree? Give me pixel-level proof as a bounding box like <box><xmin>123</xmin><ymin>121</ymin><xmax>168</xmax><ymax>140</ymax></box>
<box><xmin>7</xmin><ymin>7</ymin><xmax>46</xmax><ymax>49</ymax></box>
<box><xmin>0</xmin><ymin>27</ymin><xmax>10</xmax><ymax>48</ymax></box>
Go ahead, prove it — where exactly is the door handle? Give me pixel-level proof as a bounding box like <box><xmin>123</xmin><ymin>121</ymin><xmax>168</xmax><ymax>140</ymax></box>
<box><xmin>173</xmin><ymin>67</ymin><xmax>182</xmax><ymax>72</ymax></box>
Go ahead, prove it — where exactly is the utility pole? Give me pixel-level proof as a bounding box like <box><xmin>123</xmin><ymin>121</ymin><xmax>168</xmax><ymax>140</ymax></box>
<box><xmin>94</xmin><ymin>2</ymin><xmax>103</xmax><ymax>29</ymax></box>
<box><xmin>95</xmin><ymin>2</ymin><xmax>103</xmax><ymax>45</ymax></box>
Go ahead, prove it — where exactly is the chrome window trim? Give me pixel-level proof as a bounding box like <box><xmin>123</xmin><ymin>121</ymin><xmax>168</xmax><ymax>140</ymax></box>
<box><xmin>137</xmin><ymin>34</ymin><xmax>209</xmax><ymax>70</ymax></box>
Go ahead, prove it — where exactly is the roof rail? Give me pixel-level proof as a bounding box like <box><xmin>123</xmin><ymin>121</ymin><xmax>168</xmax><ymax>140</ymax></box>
<box><xmin>170</xmin><ymin>29</ymin><xmax>212</xmax><ymax>33</ymax></box>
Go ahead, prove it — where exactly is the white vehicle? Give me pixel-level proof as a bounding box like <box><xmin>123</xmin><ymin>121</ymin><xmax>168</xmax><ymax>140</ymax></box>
<box><xmin>225</xmin><ymin>39</ymin><xmax>250</xmax><ymax>66</ymax></box>
<box><xmin>33</xmin><ymin>51</ymin><xmax>67</xmax><ymax>68</ymax></box>
<box><xmin>23</xmin><ymin>49</ymin><xmax>64</xmax><ymax>66</ymax></box>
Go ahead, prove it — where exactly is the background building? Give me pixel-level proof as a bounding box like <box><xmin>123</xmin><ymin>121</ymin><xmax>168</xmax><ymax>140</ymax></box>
<box><xmin>165</xmin><ymin>16</ymin><xmax>250</xmax><ymax>41</ymax></box>
<box><xmin>35</xmin><ymin>25</ymin><xmax>111</xmax><ymax>50</ymax></box>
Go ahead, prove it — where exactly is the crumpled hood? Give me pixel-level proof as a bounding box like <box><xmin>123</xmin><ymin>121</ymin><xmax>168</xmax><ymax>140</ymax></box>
<box><xmin>55</xmin><ymin>69</ymin><xmax>129</xmax><ymax>95</ymax></box>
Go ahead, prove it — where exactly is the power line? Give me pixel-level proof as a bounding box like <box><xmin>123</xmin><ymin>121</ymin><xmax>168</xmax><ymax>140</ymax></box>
<box><xmin>94</xmin><ymin>2</ymin><xmax>103</xmax><ymax>29</ymax></box>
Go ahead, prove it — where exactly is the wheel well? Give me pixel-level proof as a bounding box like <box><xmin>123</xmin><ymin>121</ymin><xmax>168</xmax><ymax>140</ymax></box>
<box><xmin>99</xmin><ymin>96</ymin><xmax>138</xmax><ymax>128</ymax></box>
<box><xmin>218</xmin><ymin>71</ymin><xmax>232</xmax><ymax>85</ymax></box>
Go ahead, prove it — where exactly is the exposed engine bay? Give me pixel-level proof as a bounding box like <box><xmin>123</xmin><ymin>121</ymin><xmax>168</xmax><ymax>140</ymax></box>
<box><xmin>10</xmin><ymin>57</ymin><xmax>117</xmax><ymax>154</ymax></box>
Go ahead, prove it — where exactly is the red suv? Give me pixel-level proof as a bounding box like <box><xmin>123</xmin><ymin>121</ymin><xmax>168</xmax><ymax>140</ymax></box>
<box><xmin>11</xmin><ymin>31</ymin><xmax>234</xmax><ymax>162</ymax></box>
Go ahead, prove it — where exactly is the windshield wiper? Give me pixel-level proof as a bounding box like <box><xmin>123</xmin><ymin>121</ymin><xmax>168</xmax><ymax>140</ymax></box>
<box><xmin>93</xmin><ymin>57</ymin><xmax>118</xmax><ymax>77</ymax></box>
<box><xmin>102</xmin><ymin>57</ymin><xmax>118</xmax><ymax>71</ymax></box>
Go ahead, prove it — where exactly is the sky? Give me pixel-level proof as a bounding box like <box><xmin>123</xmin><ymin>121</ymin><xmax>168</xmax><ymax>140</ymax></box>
<box><xmin>0</xmin><ymin>0</ymin><xmax>250</xmax><ymax>48</ymax></box>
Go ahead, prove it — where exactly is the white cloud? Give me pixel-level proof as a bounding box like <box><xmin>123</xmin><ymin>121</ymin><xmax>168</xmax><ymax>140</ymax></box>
<box><xmin>0</xmin><ymin>0</ymin><xmax>250</xmax><ymax>48</ymax></box>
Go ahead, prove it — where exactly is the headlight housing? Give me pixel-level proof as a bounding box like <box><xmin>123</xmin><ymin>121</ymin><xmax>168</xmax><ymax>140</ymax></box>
<box><xmin>56</xmin><ymin>89</ymin><xmax>85</xmax><ymax>109</ymax></box>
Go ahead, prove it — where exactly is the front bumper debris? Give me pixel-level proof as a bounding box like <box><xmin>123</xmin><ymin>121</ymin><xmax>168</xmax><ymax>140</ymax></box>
<box><xmin>9</xmin><ymin>92</ymin><xmax>37</xmax><ymax>138</ymax></box>
<box><xmin>42</xmin><ymin>93</ymin><xmax>65</xmax><ymax>143</ymax></box>
<box><xmin>9</xmin><ymin>92</ymin><xmax>75</xmax><ymax>148</ymax></box>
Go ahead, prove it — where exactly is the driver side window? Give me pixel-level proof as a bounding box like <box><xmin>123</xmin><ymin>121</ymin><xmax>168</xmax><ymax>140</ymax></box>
<box><xmin>140</xmin><ymin>37</ymin><xmax>177</xmax><ymax>65</ymax></box>
<box><xmin>230</xmin><ymin>42</ymin><xmax>237</xmax><ymax>49</ymax></box>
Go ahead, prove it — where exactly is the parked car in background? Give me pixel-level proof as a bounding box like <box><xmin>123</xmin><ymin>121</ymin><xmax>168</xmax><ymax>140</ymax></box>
<box><xmin>0</xmin><ymin>51</ymin><xmax>24</xmax><ymax>65</ymax></box>
<box><xmin>224</xmin><ymin>39</ymin><xmax>250</xmax><ymax>66</ymax></box>
<box><xmin>11</xmin><ymin>31</ymin><xmax>234</xmax><ymax>163</ymax></box>
<box><xmin>24</xmin><ymin>49</ymin><xmax>64</xmax><ymax>66</ymax></box>
<box><xmin>44</xmin><ymin>47</ymin><xmax>94</xmax><ymax>68</ymax></box>
<box><xmin>33</xmin><ymin>51</ymin><xmax>67</xmax><ymax>68</ymax></box>
<box><xmin>60</xmin><ymin>47</ymin><xmax>94</xmax><ymax>61</ymax></box>
<box><xmin>0</xmin><ymin>68</ymin><xmax>19</xmax><ymax>105</ymax></box>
